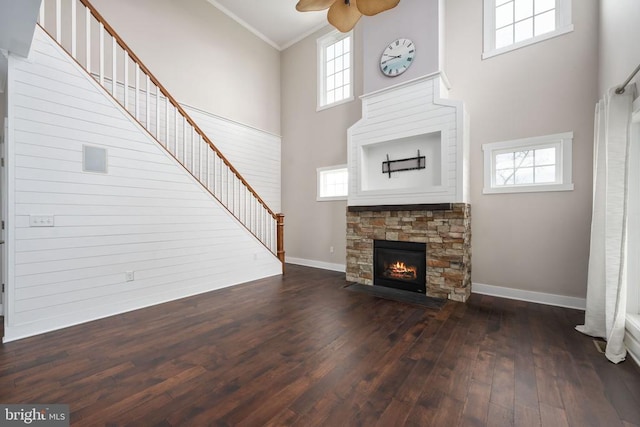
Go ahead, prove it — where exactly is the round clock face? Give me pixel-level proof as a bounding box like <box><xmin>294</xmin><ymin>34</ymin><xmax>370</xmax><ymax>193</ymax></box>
<box><xmin>380</xmin><ymin>38</ymin><xmax>415</xmax><ymax>77</ymax></box>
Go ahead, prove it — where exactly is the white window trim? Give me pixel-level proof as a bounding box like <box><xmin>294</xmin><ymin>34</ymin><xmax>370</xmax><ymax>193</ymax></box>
<box><xmin>483</xmin><ymin>0</ymin><xmax>573</xmax><ymax>60</ymax></box>
<box><xmin>317</xmin><ymin>30</ymin><xmax>354</xmax><ymax>111</ymax></box>
<box><xmin>317</xmin><ymin>164</ymin><xmax>348</xmax><ymax>201</ymax></box>
<box><xmin>482</xmin><ymin>131</ymin><xmax>574</xmax><ymax>194</ymax></box>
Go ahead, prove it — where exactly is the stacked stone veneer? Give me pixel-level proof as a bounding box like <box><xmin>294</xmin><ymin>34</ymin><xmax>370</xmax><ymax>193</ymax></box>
<box><xmin>346</xmin><ymin>204</ymin><xmax>472</xmax><ymax>302</ymax></box>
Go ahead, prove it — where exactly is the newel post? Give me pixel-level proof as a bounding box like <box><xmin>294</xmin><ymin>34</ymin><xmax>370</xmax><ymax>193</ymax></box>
<box><xmin>276</xmin><ymin>213</ymin><xmax>285</xmax><ymax>274</ymax></box>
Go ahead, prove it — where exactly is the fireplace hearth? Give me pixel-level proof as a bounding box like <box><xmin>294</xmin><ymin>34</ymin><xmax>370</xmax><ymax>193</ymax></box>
<box><xmin>374</xmin><ymin>240</ymin><xmax>426</xmax><ymax>294</ymax></box>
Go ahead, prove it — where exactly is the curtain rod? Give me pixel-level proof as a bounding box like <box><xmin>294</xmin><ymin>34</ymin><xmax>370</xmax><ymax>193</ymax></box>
<box><xmin>615</xmin><ymin>63</ymin><xmax>640</xmax><ymax>94</ymax></box>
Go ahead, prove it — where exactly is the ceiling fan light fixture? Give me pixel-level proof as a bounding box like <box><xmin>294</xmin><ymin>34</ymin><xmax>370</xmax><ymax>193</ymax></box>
<box><xmin>295</xmin><ymin>0</ymin><xmax>335</xmax><ymax>12</ymax></box>
<box><xmin>328</xmin><ymin>0</ymin><xmax>362</xmax><ymax>32</ymax></box>
<box><xmin>356</xmin><ymin>0</ymin><xmax>401</xmax><ymax>16</ymax></box>
<box><xmin>296</xmin><ymin>0</ymin><xmax>400</xmax><ymax>32</ymax></box>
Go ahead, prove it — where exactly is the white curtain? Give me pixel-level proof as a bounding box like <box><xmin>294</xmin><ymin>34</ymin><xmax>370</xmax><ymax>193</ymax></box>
<box><xmin>576</xmin><ymin>85</ymin><xmax>635</xmax><ymax>364</ymax></box>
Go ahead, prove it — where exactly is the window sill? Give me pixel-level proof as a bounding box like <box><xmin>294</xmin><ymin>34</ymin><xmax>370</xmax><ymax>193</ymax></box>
<box><xmin>483</xmin><ymin>24</ymin><xmax>574</xmax><ymax>60</ymax></box>
<box><xmin>483</xmin><ymin>183</ymin><xmax>574</xmax><ymax>195</ymax></box>
<box><xmin>317</xmin><ymin>96</ymin><xmax>355</xmax><ymax>112</ymax></box>
<box><xmin>317</xmin><ymin>196</ymin><xmax>348</xmax><ymax>202</ymax></box>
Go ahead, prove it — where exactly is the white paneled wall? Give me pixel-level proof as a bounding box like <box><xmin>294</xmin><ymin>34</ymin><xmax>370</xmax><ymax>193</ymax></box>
<box><xmin>182</xmin><ymin>105</ymin><xmax>281</xmax><ymax>213</ymax></box>
<box><xmin>348</xmin><ymin>74</ymin><xmax>469</xmax><ymax>206</ymax></box>
<box><xmin>3</xmin><ymin>28</ymin><xmax>281</xmax><ymax>341</ymax></box>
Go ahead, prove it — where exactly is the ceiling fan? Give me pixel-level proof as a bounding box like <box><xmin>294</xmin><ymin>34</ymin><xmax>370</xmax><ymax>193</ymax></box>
<box><xmin>296</xmin><ymin>0</ymin><xmax>401</xmax><ymax>32</ymax></box>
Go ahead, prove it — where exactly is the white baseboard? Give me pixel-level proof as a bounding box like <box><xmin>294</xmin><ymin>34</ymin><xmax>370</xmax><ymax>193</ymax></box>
<box><xmin>472</xmin><ymin>282</ymin><xmax>586</xmax><ymax>310</ymax></box>
<box><xmin>287</xmin><ymin>257</ymin><xmax>346</xmax><ymax>273</ymax></box>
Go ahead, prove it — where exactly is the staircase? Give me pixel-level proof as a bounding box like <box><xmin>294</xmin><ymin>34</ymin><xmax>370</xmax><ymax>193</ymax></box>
<box><xmin>37</xmin><ymin>0</ymin><xmax>284</xmax><ymax>270</ymax></box>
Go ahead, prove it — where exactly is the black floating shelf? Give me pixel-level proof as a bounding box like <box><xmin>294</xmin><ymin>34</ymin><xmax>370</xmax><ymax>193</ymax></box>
<box><xmin>382</xmin><ymin>150</ymin><xmax>426</xmax><ymax>178</ymax></box>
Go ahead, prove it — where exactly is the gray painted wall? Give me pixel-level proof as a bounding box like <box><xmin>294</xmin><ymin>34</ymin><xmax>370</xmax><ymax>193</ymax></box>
<box><xmin>281</xmin><ymin>26</ymin><xmax>363</xmax><ymax>268</ymax></box>
<box><xmin>282</xmin><ymin>0</ymin><xmax>600</xmax><ymax>300</ymax></box>
<box><xmin>599</xmin><ymin>0</ymin><xmax>640</xmax><ymax>96</ymax></box>
<box><xmin>90</xmin><ymin>0</ymin><xmax>281</xmax><ymax>135</ymax></box>
<box><xmin>445</xmin><ymin>0</ymin><xmax>599</xmax><ymax>298</ymax></box>
<box><xmin>362</xmin><ymin>0</ymin><xmax>441</xmax><ymax>94</ymax></box>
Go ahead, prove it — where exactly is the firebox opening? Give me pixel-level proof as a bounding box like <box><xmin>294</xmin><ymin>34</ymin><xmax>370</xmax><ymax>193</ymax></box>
<box><xmin>374</xmin><ymin>240</ymin><xmax>426</xmax><ymax>294</ymax></box>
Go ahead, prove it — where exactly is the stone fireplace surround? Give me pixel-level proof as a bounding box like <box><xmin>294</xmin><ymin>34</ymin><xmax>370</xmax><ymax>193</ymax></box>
<box><xmin>346</xmin><ymin>203</ymin><xmax>471</xmax><ymax>302</ymax></box>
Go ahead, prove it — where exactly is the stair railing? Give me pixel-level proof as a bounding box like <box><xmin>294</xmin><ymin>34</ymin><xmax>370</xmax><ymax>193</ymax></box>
<box><xmin>37</xmin><ymin>0</ymin><xmax>285</xmax><ymax>270</ymax></box>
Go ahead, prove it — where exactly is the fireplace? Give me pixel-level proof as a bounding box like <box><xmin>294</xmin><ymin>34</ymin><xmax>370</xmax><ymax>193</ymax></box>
<box><xmin>346</xmin><ymin>204</ymin><xmax>471</xmax><ymax>301</ymax></box>
<box><xmin>374</xmin><ymin>240</ymin><xmax>427</xmax><ymax>294</ymax></box>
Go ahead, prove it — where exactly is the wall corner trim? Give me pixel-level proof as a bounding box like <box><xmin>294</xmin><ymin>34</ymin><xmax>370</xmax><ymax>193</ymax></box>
<box><xmin>472</xmin><ymin>282</ymin><xmax>586</xmax><ymax>310</ymax></box>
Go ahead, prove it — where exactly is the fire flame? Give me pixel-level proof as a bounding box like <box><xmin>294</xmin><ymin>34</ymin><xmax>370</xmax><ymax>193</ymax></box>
<box><xmin>386</xmin><ymin>261</ymin><xmax>417</xmax><ymax>280</ymax></box>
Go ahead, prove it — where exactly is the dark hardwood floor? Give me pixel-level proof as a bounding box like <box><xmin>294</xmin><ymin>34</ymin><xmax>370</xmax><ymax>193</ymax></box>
<box><xmin>1</xmin><ymin>264</ymin><xmax>639</xmax><ymax>426</ymax></box>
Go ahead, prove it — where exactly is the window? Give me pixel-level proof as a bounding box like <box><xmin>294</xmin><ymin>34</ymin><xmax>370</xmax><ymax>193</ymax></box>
<box><xmin>482</xmin><ymin>132</ymin><xmax>574</xmax><ymax>194</ymax></box>
<box><xmin>317</xmin><ymin>31</ymin><xmax>353</xmax><ymax>110</ymax></box>
<box><xmin>317</xmin><ymin>165</ymin><xmax>348</xmax><ymax>201</ymax></box>
<box><xmin>483</xmin><ymin>0</ymin><xmax>573</xmax><ymax>59</ymax></box>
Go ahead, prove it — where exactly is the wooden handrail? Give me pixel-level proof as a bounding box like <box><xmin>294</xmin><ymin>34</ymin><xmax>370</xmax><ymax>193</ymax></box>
<box><xmin>78</xmin><ymin>0</ymin><xmax>277</xmax><ymax>221</ymax></box>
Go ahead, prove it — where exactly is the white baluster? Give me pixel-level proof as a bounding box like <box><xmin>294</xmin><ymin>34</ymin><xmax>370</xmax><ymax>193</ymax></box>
<box><xmin>123</xmin><ymin>51</ymin><xmax>129</xmax><ymax>110</ymax></box>
<box><xmin>195</xmin><ymin>132</ymin><xmax>200</xmax><ymax>179</ymax></box>
<box><xmin>205</xmin><ymin>145</ymin><xmax>209</xmax><ymax>190</ymax></box>
<box><xmin>249</xmin><ymin>196</ymin><xmax>254</xmax><ymax>235</ymax></box>
<box><xmin>245</xmin><ymin>188</ymin><xmax>248</xmax><ymax>222</ymax></box>
<box><xmin>181</xmin><ymin>117</ymin><xmax>187</xmax><ymax>166</ymax></box>
<box><xmin>231</xmin><ymin>174</ymin><xmax>236</xmax><ymax>215</ymax></box>
<box><xmin>156</xmin><ymin>86</ymin><xmax>160</xmax><ymax>138</ymax></box>
<box><xmin>146</xmin><ymin>75</ymin><xmax>150</xmax><ymax>128</ymax></box>
<box><xmin>244</xmin><ymin>187</ymin><xmax>248</xmax><ymax>222</ymax></box>
<box><xmin>71</xmin><ymin>0</ymin><xmax>77</xmax><ymax>57</ymax></box>
<box><xmin>212</xmin><ymin>153</ymin><xmax>217</xmax><ymax>197</ymax></box>
<box><xmin>135</xmin><ymin>65</ymin><xmax>140</xmax><ymax>120</ymax></box>
<box><xmin>99</xmin><ymin>23</ymin><xmax>104</xmax><ymax>85</ymax></box>
<box><xmin>163</xmin><ymin>102</ymin><xmax>169</xmax><ymax>148</ymax></box>
<box><xmin>85</xmin><ymin>8</ymin><xmax>91</xmax><ymax>72</ymax></box>
<box><xmin>174</xmin><ymin>106</ymin><xmax>179</xmax><ymax>157</ymax></box>
<box><xmin>191</xmin><ymin>128</ymin><xmax>196</xmax><ymax>175</ymax></box>
<box><xmin>225</xmin><ymin>167</ymin><xmax>230</xmax><ymax>207</ymax></box>
<box><xmin>112</xmin><ymin>37</ymin><xmax>117</xmax><ymax>97</ymax></box>
<box><xmin>55</xmin><ymin>0</ymin><xmax>61</xmax><ymax>43</ymax></box>
<box><xmin>195</xmin><ymin>134</ymin><xmax>200</xmax><ymax>180</ymax></box>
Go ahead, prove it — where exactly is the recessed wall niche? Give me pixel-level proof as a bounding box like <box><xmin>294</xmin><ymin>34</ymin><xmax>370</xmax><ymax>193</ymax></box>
<box><xmin>361</xmin><ymin>132</ymin><xmax>443</xmax><ymax>192</ymax></box>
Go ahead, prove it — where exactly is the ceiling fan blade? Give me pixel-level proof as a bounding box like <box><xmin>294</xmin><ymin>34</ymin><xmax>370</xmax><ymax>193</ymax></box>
<box><xmin>356</xmin><ymin>0</ymin><xmax>400</xmax><ymax>16</ymax></box>
<box><xmin>328</xmin><ymin>0</ymin><xmax>362</xmax><ymax>32</ymax></box>
<box><xmin>296</xmin><ymin>0</ymin><xmax>336</xmax><ymax>12</ymax></box>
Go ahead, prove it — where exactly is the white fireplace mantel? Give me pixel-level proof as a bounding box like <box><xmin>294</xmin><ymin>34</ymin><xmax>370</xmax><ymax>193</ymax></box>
<box><xmin>347</xmin><ymin>73</ymin><xmax>470</xmax><ymax>206</ymax></box>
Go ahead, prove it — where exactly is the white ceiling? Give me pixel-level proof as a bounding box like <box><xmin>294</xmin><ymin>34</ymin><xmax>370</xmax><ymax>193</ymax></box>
<box><xmin>206</xmin><ymin>0</ymin><xmax>329</xmax><ymax>51</ymax></box>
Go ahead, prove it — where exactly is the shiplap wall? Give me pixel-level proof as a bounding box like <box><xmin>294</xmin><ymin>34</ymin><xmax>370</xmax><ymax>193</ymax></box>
<box><xmin>348</xmin><ymin>75</ymin><xmax>469</xmax><ymax>205</ymax></box>
<box><xmin>182</xmin><ymin>105</ymin><xmax>281</xmax><ymax>213</ymax></box>
<box><xmin>4</xmin><ymin>27</ymin><xmax>281</xmax><ymax>341</ymax></box>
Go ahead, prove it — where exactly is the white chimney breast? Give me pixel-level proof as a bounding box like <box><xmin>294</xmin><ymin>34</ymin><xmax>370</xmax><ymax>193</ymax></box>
<box><xmin>347</xmin><ymin>73</ymin><xmax>470</xmax><ymax>206</ymax></box>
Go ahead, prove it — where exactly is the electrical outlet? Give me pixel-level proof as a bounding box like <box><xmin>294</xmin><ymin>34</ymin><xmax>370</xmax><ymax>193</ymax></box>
<box><xmin>330</xmin><ymin>246</ymin><xmax>334</xmax><ymax>253</ymax></box>
<box><xmin>29</xmin><ymin>215</ymin><xmax>54</xmax><ymax>227</ymax></box>
<box><xmin>125</xmin><ymin>271</ymin><xmax>135</xmax><ymax>282</ymax></box>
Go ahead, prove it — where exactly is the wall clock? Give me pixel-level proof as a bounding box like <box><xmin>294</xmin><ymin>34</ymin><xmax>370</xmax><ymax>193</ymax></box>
<box><xmin>380</xmin><ymin>38</ymin><xmax>415</xmax><ymax>77</ymax></box>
